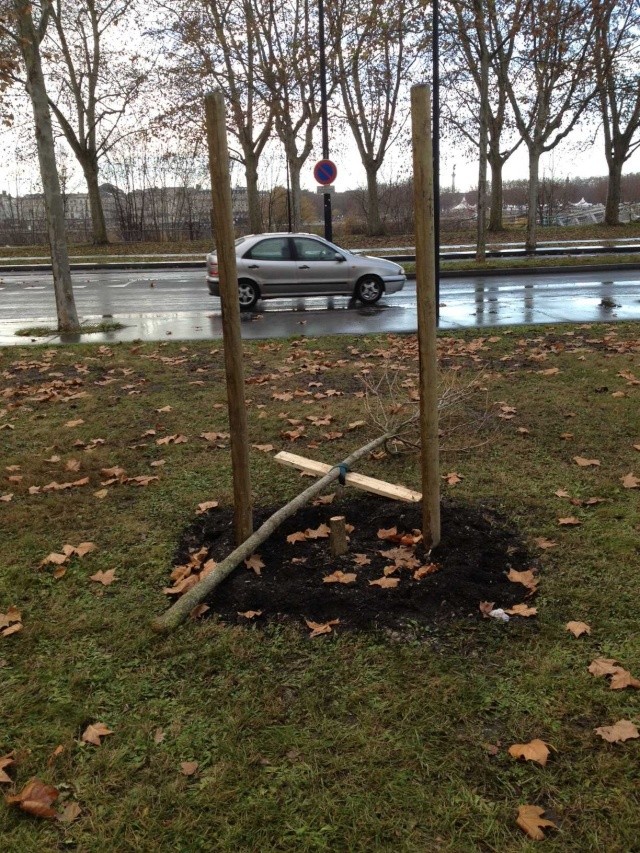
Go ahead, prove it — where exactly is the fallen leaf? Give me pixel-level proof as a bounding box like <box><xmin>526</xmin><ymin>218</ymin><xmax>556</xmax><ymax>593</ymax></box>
<box><xmin>538</xmin><ymin>367</ymin><xmax>560</xmax><ymax>376</ymax></box>
<box><xmin>516</xmin><ymin>805</ymin><xmax>557</xmax><ymax>840</ymax></box>
<box><xmin>156</xmin><ymin>405</ymin><xmax>172</xmax><ymax>413</ymax></box>
<box><xmin>163</xmin><ymin>575</ymin><xmax>200</xmax><ymax>597</ymax></box>
<box><xmin>53</xmin><ymin>567</ymin><xmax>66</xmax><ymax>580</ymax></box>
<box><xmin>506</xmin><ymin>603</ymin><xmax>538</xmax><ymax>617</ymax></box>
<box><xmin>534</xmin><ymin>537</ymin><xmax>557</xmax><ymax>549</ymax></box>
<box><xmin>180</xmin><ymin>761</ymin><xmax>199</xmax><ymax>776</ymax></box>
<box><xmin>2</xmin><ymin>623</ymin><xmax>22</xmax><ymax>637</ymax></box>
<box><xmin>41</xmin><ymin>552</ymin><xmax>68</xmax><ymax>566</ymax></box>
<box><xmin>588</xmin><ymin>657</ymin><xmax>622</xmax><ymax>677</ymax></box>
<box><xmin>94</xmin><ymin>489</ymin><xmax>108</xmax><ymax>499</ymax></box>
<box><xmin>59</xmin><ymin>802</ymin><xmax>82</xmax><ymax>823</ymax></box>
<box><xmin>609</xmin><ymin>669</ymin><xmax>640</xmax><ymax>690</ymax></box>
<box><xmin>369</xmin><ymin>576</ymin><xmax>400</xmax><ymax>589</ymax></box>
<box><xmin>413</xmin><ymin>563</ymin><xmax>440</xmax><ymax>579</ymax></box>
<box><xmin>508</xmin><ymin>739</ymin><xmax>551</xmax><ymax>766</ymax></box>
<box><xmin>89</xmin><ymin>569</ymin><xmax>117</xmax><ymax>586</ymax></box>
<box><xmin>74</xmin><ymin>542</ymin><xmax>96</xmax><ymax>558</ymax></box>
<box><xmin>196</xmin><ymin>500</ymin><xmax>219</xmax><ymax>515</ymax></box>
<box><xmin>594</xmin><ymin>719</ymin><xmax>639</xmax><ymax>743</ymax></box>
<box><xmin>573</xmin><ymin>456</ymin><xmax>600</xmax><ymax>467</ymax></box>
<box><xmin>312</xmin><ymin>493</ymin><xmax>335</xmax><ymax>505</ymax></box>
<box><xmin>305</xmin><ymin>618</ymin><xmax>340</xmax><ymax>638</ymax></box>
<box><xmin>323</xmin><ymin>571</ymin><xmax>357</xmax><ymax>584</ymax></box>
<box><xmin>304</xmin><ymin>524</ymin><xmax>330</xmax><ymax>539</ymax></box>
<box><xmin>189</xmin><ymin>604</ymin><xmax>210</xmax><ymax>620</ymax></box>
<box><xmin>81</xmin><ymin>723</ymin><xmax>114</xmax><ymax>746</ymax></box>
<box><xmin>554</xmin><ymin>489</ymin><xmax>571</xmax><ymax>498</ymax></box>
<box><xmin>479</xmin><ymin>601</ymin><xmax>495</xmax><ymax>617</ymax></box>
<box><xmin>0</xmin><ymin>753</ymin><xmax>15</xmax><ymax>784</ymax></box>
<box><xmin>286</xmin><ymin>531</ymin><xmax>307</xmax><ymax>544</ymax></box>
<box><xmin>558</xmin><ymin>516</ymin><xmax>582</xmax><ymax>526</ymax></box>
<box><xmin>238</xmin><ymin>610</ymin><xmax>263</xmax><ymax>619</ymax></box>
<box><xmin>621</xmin><ymin>473</ymin><xmax>639</xmax><ymax>489</ymax></box>
<box><xmin>153</xmin><ymin>728</ymin><xmax>166</xmax><ymax>744</ymax></box>
<box><xmin>377</xmin><ymin>526</ymin><xmax>398</xmax><ymax>540</ymax></box>
<box><xmin>47</xmin><ymin>745</ymin><xmax>64</xmax><ymax>765</ymax></box>
<box><xmin>6</xmin><ymin>778</ymin><xmax>59</xmax><ymax>820</ymax></box>
<box><xmin>507</xmin><ymin>569</ymin><xmax>538</xmax><ymax>593</ymax></box>
<box><xmin>352</xmin><ymin>553</ymin><xmax>371</xmax><ymax>566</ymax></box>
<box><xmin>252</xmin><ymin>444</ymin><xmax>274</xmax><ymax>453</ymax></box>
<box><xmin>64</xmin><ymin>419</ymin><xmax>84</xmax><ymax>428</ymax></box>
<box><xmin>565</xmin><ymin>621</ymin><xmax>591</xmax><ymax>637</ymax></box>
<box><xmin>443</xmin><ymin>471</ymin><xmax>463</xmax><ymax>485</ymax></box>
<box><xmin>0</xmin><ymin>493</ymin><xmax>13</xmax><ymax>502</ymax></box>
<box><xmin>244</xmin><ymin>554</ymin><xmax>265</xmax><ymax>575</ymax></box>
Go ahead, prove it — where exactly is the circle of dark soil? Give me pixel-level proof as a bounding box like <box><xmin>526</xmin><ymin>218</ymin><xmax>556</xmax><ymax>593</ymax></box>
<box><xmin>174</xmin><ymin>494</ymin><xmax>535</xmax><ymax>633</ymax></box>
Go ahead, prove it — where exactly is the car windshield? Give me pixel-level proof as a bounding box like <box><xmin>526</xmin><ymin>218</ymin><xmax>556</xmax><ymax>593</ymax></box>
<box><xmin>235</xmin><ymin>237</ymin><xmax>246</xmax><ymax>246</ymax></box>
<box><xmin>325</xmin><ymin>240</ymin><xmax>354</xmax><ymax>257</ymax></box>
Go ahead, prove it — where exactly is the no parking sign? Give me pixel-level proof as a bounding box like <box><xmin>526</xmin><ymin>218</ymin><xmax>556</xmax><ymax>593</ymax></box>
<box><xmin>313</xmin><ymin>159</ymin><xmax>338</xmax><ymax>186</ymax></box>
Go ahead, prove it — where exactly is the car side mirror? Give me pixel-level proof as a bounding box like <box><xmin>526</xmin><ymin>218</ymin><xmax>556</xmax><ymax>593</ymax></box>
<box><xmin>335</xmin><ymin>253</ymin><xmax>346</xmax><ymax>262</ymax></box>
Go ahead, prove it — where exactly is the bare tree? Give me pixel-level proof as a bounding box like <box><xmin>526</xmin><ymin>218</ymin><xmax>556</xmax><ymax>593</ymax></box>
<box><xmin>43</xmin><ymin>0</ymin><xmax>147</xmax><ymax>244</ymax></box>
<box><xmin>326</xmin><ymin>0</ymin><xmax>421</xmax><ymax>236</ymax></box>
<box><xmin>594</xmin><ymin>0</ymin><xmax>640</xmax><ymax>225</ymax></box>
<box><xmin>492</xmin><ymin>0</ymin><xmax>600</xmax><ymax>250</ymax></box>
<box><xmin>1</xmin><ymin>0</ymin><xmax>79</xmax><ymax>332</ymax></box>
<box><xmin>155</xmin><ymin>0</ymin><xmax>272</xmax><ymax>234</ymax></box>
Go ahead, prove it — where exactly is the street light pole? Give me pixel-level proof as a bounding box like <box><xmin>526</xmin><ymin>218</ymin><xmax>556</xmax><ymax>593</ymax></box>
<box><xmin>318</xmin><ymin>0</ymin><xmax>333</xmax><ymax>242</ymax></box>
<box><xmin>432</xmin><ymin>0</ymin><xmax>440</xmax><ymax>324</ymax></box>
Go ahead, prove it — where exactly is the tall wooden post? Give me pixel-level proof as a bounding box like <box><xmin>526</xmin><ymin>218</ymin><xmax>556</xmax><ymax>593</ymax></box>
<box><xmin>411</xmin><ymin>84</ymin><xmax>441</xmax><ymax>550</ymax></box>
<box><xmin>205</xmin><ymin>91</ymin><xmax>253</xmax><ymax>544</ymax></box>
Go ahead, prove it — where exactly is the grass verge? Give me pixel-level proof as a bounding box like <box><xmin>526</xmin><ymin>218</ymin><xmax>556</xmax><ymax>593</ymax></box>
<box><xmin>14</xmin><ymin>321</ymin><xmax>127</xmax><ymax>338</ymax></box>
<box><xmin>0</xmin><ymin>324</ymin><xmax>639</xmax><ymax>850</ymax></box>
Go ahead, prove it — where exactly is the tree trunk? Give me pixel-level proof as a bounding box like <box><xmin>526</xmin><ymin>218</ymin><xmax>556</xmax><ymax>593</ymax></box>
<box><xmin>604</xmin><ymin>158</ymin><xmax>622</xmax><ymax>226</ymax></box>
<box><xmin>525</xmin><ymin>147</ymin><xmax>540</xmax><ymax>252</ymax></box>
<box><xmin>488</xmin><ymin>149</ymin><xmax>504</xmax><ymax>232</ymax></box>
<box><xmin>476</xmin><ymin>44</ymin><xmax>489</xmax><ymax>262</ymax></box>
<box><xmin>80</xmin><ymin>154</ymin><xmax>109</xmax><ymax>244</ymax></box>
<box><xmin>244</xmin><ymin>150</ymin><xmax>262</xmax><ymax>233</ymax></box>
<box><xmin>365</xmin><ymin>163</ymin><xmax>384</xmax><ymax>236</ymax></box>
<box><xmin>289</xmin><ymin>159</ymin><xmax>301</xmax><ymax>231</ymax></box>
<box><xmin>15</xmin><ymin>0</ymin><xmax>79</xmax><ymax>333</ymax></box>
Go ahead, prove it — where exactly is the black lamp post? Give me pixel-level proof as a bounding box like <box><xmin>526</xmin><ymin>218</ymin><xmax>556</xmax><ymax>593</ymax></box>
<box><xmin>433</xmin><ymin>0</ymin><xmax>440</xmax><ymax>324</ymax></box>
<box><xmin>318</xmin><ymin>0</ymin><xmax>332</xmax><ymax>242</ymax></box>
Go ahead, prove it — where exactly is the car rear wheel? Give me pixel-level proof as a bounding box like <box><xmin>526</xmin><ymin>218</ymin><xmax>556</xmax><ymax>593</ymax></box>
<box><xmin>355</xmin><ymin>275</ymin><xmax>383</xmax><ymax>305</ymax></box>
<box><xmin>238</xmin><ymin>280</ymin><xmax>259</xmax><ymax>311</ymax></box>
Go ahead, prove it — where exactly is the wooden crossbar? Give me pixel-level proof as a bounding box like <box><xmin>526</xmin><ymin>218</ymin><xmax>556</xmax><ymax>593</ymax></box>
<box><xmin>274</xmin><ymin>451</ymin><xmax>422</xmax><ymax>503</ymax></box>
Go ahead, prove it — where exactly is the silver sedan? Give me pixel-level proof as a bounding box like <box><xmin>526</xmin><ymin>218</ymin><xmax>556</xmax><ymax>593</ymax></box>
<box><xmin>206</xmin><ymin>232</ymin><xmax>406</xmax><ymax>310</ymax></box>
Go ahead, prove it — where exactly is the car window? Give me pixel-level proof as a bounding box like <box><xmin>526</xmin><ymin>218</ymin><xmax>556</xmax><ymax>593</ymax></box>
<box><xmin>293</xmin><ymin>237</ymin><xmax>338</xmax><ymax>261</ymax></box>
<box><xmin>244</xmin><ymin>238</ymin><xmax>291</xmax><ymax>261</ymax></box>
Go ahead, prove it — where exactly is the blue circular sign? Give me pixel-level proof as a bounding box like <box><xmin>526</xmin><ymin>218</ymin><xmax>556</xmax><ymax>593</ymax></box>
<box><xmin>314</xmin><ymin>159</ymin><xmax>338</xmax><ymax>186</ymax></box>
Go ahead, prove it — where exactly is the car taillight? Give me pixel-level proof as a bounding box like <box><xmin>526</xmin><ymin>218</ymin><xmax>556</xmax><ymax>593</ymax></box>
<box><xmin>208</xmin><ymin>262</ymin><xmax>218</xmax><ymax>276</ymax></box>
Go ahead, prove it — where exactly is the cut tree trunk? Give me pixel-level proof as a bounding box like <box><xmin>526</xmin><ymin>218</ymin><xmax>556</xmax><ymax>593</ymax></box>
<box><xmin>151</xmin><ymin>430</ymin><xmax>396</xmax><ymax>632</ymax></box>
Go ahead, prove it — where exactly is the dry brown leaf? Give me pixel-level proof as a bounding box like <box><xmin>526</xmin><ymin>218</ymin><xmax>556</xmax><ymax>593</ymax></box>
<box><xmin>508</xmin><ymin>739</ymin><xmax>550</xmax><ymax>767</ymax></box>
<box><xmin>594</xmin><ymin>719</ymin><xmax>639</xmax><ymax>743</ymax></box>
<box><xmin>304</xmin><ymin>524</ymin><xmax>330</xmax><ymax>539</ymax></box>
<box><xmin>554</xmin><ymin>489</ymin><xmax>571</xmax><ymax>498</ymax></box>
<box><xmin>180</xmin><ymin>761</ymin><xmax>199</xmax><ymax>776</ymax></box>
<box><xmin>287</xmin><ymin>531</ymin><xmax>307</xmax><ymax>544</ymax></box>
<box><xmin>189</xmin><ymin>603</ymin><xmax>210</xmax><ymax>620</ymax></box>
<box><xmin>41</xmin><ymin>552</ymin><xmax>68</xmax><ymax>567</ymax></box>
<box><xmin>377</xmin><ymin>526</ymin><xmax>398</xmax><ymax>540</ymax></box>
<box><xmin>75</xmin><ymin>542</ymin><xmax>96</xmax><ymax>558</ymax></box>
<box><xmin>479</xmin><ymin>601</ymin><xmax>495</xmax><ymax>617</ymax></box>
<box><xmin>48</xmin><ymin>745</ymin><xmax>64</xmax><ymax>765</ymax></box>
<box><xmin>538</xmin><ymin>367</ymin><xmax>560</xmax><ymax>376</ymax></box>
<box><xmin>153</xmin><ymin>728</ymin><xmax>166</xmax><ymax>744</ymax></box>
<box><xmin>534</xmin><ymin>537</ymin><xmax>557</xmax><ymax>549</ymax></box>
<box><xmin>244</xmin><ymin>554</ymin><xmax>265</xmax><ymax>575</ymax></box>
<box><xmin>163</xmin><ymin>575</ymin><xmax>200</xmax><ymax>597</ymax></box>
<box><xmin>101</xmin><ymin>466</ymin><xmax>126</xmax><ymax>479</ymax></box>
<box><xmin>89</xmin><ymin>569</ymin><xmax>117</xmax><ymax>586</ymax></box>
<box><xmin>0</xmin><ymin>493</ymin><xmax>13</xmax><ymax>502</ymax></box>
<box><xmin>323</xmin><ymin>571</ymin><xmax>357</xmax><ymax>584</ymax></box>
<box><xmin>558</xmin><ymin>516</ymin><xmax>582</xmax><ymax>526</ymax></box>
<box><xmin>312</xmin><ymin>493</ymin><xmax>335</xmax><ymax>505</ymax></box>
<box><xmin>369</xmin><ymin>576</ymin><xmax>400</xmax><ymax>589</ymax></box>
<box><xmin>506</xmin><ymin>603</ymin><xmax>538</xmax><ymax>617</ymax></box>
<box><xmin>621</xmin><ymin>472</ymin><xmax>639</xmax><ymax>489</ymax></box>
<box><xmin>59</xmin><ymin>802</ymin><xmax>82</xmax><ymax>823</ymax></box>
<box><xmin>352</xmin><ymin>553</ymin><xmax>371</xmax><ymax>566</ymax></box>
<box><xmin>516</xmin><ymin>805</ymin><xmax>557</xmax><ymax>840</ymax></box>
<box><xmin>94</xmin><ymin>489</ymin><xmax>108</xmax><ymax>500</ymax></box>
<box><xmin>507</xmin><ymin>568</ymin><xmax>538</xmax><ymax>593</ymax></box>
<box><xmin>156</xmin><ymin>405</ymin><xmax>172</xmax><ymax>413</ymax></box>
<box><xmin>305</xmin><ymin>618</ymin><xmax>340</xmax><ymax>638</ymax></box>
<box><xmin>2</xmin><ymin>623</ymin><xmax>23</xmax><ymax>637</ymax></box>
<box><xmin>609</xmin><ymin>669</ymin><xmax>640</xmax><ymax>690</ymax></box>
<box><xmin>196</xmin><ymin>500</ymin><xmax>219</xmax><ymax>515</ymax></box>
<box><xmin>573</xmin><ymin>456</ymin><xmax>600</xmax><ymax>467</ymax></box>
<box><xmin>252</xmin><ymin>444</ymin><xmax>274</xmax><ymax>453</ymax></box>
<box><xmin>565</xmin><ymin>621</ymin><xmax>591</xmax><ymax>637</ymax></box>
<box><xmin>64</xmin><ymin>419</ymin><xmax>84</xmax><ymax>428</ymax></box>
<box><xmin>5</xmin><ymin>778</ymin><xmax>60</xmax><ymax>820</ymax></box>
<box><xmin>238</xmin><ymin>610</ymin><xmax>263</xmax><ymax>619</ymax></box>
<box><xmin>413</xmin><ymin>563</ymin><xmax>440</xmax><ymax>580</ymax></box>
<box><xmin>0</xmin><ymin>753</ymin><xmax>15</xmax><ymax>784</ymax></box>
<box><xmin>53</xmin><ymin>567</ymin><xmax>66</xmax><ymax>580</ymax></box>
<box><xmin>588</xmin><ymin>657</ymin><xmax>621</xmax><ymax>677</ymax></box>
<box><xmin>81</xmin><ymin>722</ymin><xmax>114</xmax><ymax>746</ymax></box>
<box><xmin>443</xmin><ymin>471</ymin><xmax>463</xmax><ymax>485</ymax></box>
<box><xmin>65</xmin><ymin>458</ymin><xmax>81</xmax><ymax>472</ymax></box>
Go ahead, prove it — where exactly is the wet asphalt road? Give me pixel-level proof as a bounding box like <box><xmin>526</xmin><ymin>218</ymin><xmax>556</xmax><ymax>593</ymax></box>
<box><xmin>0</xmin><ymin>266</ymin><xmax>639</xmax><ymax>345</ymax></box>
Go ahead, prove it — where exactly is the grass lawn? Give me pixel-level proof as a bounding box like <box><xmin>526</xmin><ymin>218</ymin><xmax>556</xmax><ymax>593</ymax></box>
<box><xmin>1</xmin><ymin>324</ymin><xmax>639</xmax><ymax>850</ymax></box>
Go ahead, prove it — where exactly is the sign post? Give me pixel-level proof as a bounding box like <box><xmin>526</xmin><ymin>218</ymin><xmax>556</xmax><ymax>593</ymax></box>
<box><xmin>314</xmin><ymin>159</ymin><xmax>337</xmax><ymax>242</ymax></box>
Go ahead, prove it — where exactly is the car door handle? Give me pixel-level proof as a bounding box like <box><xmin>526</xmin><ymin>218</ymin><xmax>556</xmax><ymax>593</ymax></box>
<box><xmin>248</xmin><ymin>264</ymin><xmax>259</xmax><ymax>269</ymax></box>
<box><xmin>298</xmin><ymin>265</ymin><xmax>310</xmax><ymax>269</ymax></box>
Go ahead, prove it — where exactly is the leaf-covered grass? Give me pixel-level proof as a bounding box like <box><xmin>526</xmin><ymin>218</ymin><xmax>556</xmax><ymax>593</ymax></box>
<box><xmin>0</xmin><ymin>324</ymin><xmax>639</xmax><ymax>850</ymax></box>
<box><xmin>14</xmin><ymin>321</ymin><xmax>127</xmax><ymax>338</ymax></box>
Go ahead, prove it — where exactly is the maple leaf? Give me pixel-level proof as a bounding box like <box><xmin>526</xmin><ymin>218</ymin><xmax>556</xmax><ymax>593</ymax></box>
<box><xmin>304</xmin><ymin>524</ymin><xmax>330</xmax><ymax>539</ymax></box>
<box><xmin>59</xmin><ymin>802</ymin><xmax>82</xmax><ymax>824</ymax></box>
<box><xmin>126</xmin><ymin>475</ymin><xmax>159</xmax><ymax>487</ymax></box>
<box><xmin>516</xmin><ymin>805</ymin><xmax>557</xmax><ymax>840</ymax></box>
<box><xmin>413</xmin><ymin>563</ymin><xmax>440</xmax><ymax>580</ymax></box>
<box><xmin>0</xmin><ymin>753</ymin><xmax>15</xmax><ymax>784</ymax></box>
<box><xmin>558</xmin><ymin>516</ymin><xmax>581</xmax><ymax>526</ymax></box>
<box><xmin>180</xmin><ymin>761</ymin><xmax>199</xmax><ymax>776</ymax></box>
<box><xmin>565</xmin><ymin>621</ymin><xmax>591</xmax><ymax>637</ymax></box>
<box><xmin>507</xmin><ymin>568</ymin><xmax>538</xmax><ymax>593</ymax></box>
<box><xmin>621</xmin><ymin>473</ymin><xmax>639</xmax><ymax>489</ymax></box>
<box><xmin>588</xmin><ymin>657</ymin><xmax>622</xmax><ymax>677</ymax></box>
<box><xmin>196</xmin><ymin>500</ymin><xmax>219</xmax><ymax>515</ymax></box>
<box><xmin>312</xmin><ymin>493</ymin><xmax>335</xmax><ymax>505</ymax></box>
<box><xmin>0</xmin><ymin>494</ymin><xmax>13</xmax><ymax>502</ymax></box>
<box><xmin>506</xmin><ymin>603</ymin><xmax>538</xmax><ymax>617</ymax></box>
<box><xmin>189</xmin><ymin>603</ymin><xmax>210</xmax><ymax>620</ymax></box>
<box><xmin>81</xmin><ymin>722</ymin><xmax>114</xmax><ymax>746</ymax></box>
<box><xmin>347</xmin><ymin>420</ymin><xmax>365</xmax><ymax>430</ymax></box>
<box><xmin>443</xmin><ymin>471</ymin><xmax>463</xmax><ymax>485</ymax></box>
<box><xmin>554</xmin><ymin>489</ymin><xmax>571</xmax><ymax>498</ymax></box>
<box><xmin>323</xmin><ymin>571</ymin><xmax>357</xmax><ymax>584</ymax></box>
<box><xmin>287</xmin><ymin>531</ymin><xmax>307</xmax><ymax>544</ymax></box>
<box><xmin>163</xmin><ymin>575</ymin><xmax>200</xmax><ymax>596</ymax></box>
<box><xmin>352</xmin><ymin>553</ymin><xmax>371</xmax><ymax>566</ymax></box>
<box><xmin>538</xmin><ymin>367</ymin><xmax>560</xmax><ymax>376</ymax></box>
<box><xmin>41</xmin><ymin>552</ymin><xmax>68</xmax><ymax>567</ymax></box>
<box><xmin>573</xmin><ymin>456</ymin><xmax>600</xmax><ymax>467</ymax></box>
<box><xmin>238</xmin><ymin>610</ymin><xmax>263</xmax><ymax>619</ymax></box>
<box><xmin>369</xmin><ymin>576</ymin><xmax>400</xmax><ymax>589</ymax></box>
<box><xmin>244</xmin><ymin>554</ymin><xmax>265</xmax><ymax>575</ymax></box>
<box><xmin>90</xmin><ymin>569</ymin><xmax>117</xmax><ymax>586</ymax></box>
<box><xmin>94</xmin><ymin>489</ymin><xmax>108</xmax><ymax>500</ymax></box>
<box><xmin>377</xmin><ymin>526</ymin><xmax>398</xmax><ymax>540</ymax></box>
<box><xmin>594</xmin><ymin>719</ymin><xmax>639</xmax><ymax>743</ymax></box>
<box><xmin>252</xmin><ymin>444</ymin><xmax>274</xmax><ymax>453</ymax></box>
<box><xmin>534</xmin><ymin>537</ymin><xmax>557</xmax><ymax>549</ymax></box>
<box><xmin>508</xmin><ymin>739</ymin><xmax>551</xmax><ymax>767</ymax></box>
<box><xmin>65</xmin><ymin>419</ymin><xmax>84</xmax><ymax>428</ymax></box>
<box><xmin>74</xmin><ymin>542</ymin><xmax>96</xmax><ymax>558</ymax></box>
<box><xmin>200</xmin><ymin>432</ymin><xmax>229</xmax><ymax>443</ymax></box>
<box><xmin>101</xmin><ymin>466</ymin><xmax>126</xmax><ymax>479</ymax></box>
<box><xmin>156</xmin><ymin>405</ymin><xmax>172</xmax><ymax>413</ymax></box>
<box><xmin>305</xmin><ymin>618</ymin><xmax>340</xmax><ymax>638</ymax></box>
<box><xmin>609</xmin><ymin>669</ymin><xmax>640</xmax><ymax>690</ymax></box>
<box><xmin>6</xmin><ymin>778</ymin><xmax>60</xmax><ymax>820</ymax></box>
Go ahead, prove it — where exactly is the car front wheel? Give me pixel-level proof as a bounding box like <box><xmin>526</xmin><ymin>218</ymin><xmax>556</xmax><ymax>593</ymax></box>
<box><xmin>355</xmin><ymin>275</ymin><xmax>383</xmax><ymax>305</ymax></box>
<box><xmin>238</xmin><ymin>280</ymin><xmax>259</xmax><ymax>311</ymax></box>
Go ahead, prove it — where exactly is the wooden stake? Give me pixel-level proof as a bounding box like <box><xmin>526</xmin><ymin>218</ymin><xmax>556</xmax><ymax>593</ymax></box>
<box><xmin>205</xmin><ymin>90</ymin><xmax>252</xmax><ymax>545</ymax></box>
<box><xmin>329</xmin><ymin>516</ymin><xmax>348</xmax><ymax>557</ymax></box>
<box><xmin>411</xmin><ymin>84</ymin><xmax>441</xmax><ymax>549</ymax></box>
<box><xmin>151</xmin><ymin>431</ymin><xmax>395</xmax><ymax>632</ymax></box>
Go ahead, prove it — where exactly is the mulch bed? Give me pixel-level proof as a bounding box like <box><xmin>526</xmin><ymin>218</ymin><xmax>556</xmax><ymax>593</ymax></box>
<box><xmin>174</xmin><ymin>493</ymin><xmax>535</xmax><ymax>634</ymax></box>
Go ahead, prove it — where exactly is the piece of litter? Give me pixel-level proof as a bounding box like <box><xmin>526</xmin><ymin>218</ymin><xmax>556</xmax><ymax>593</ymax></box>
<box><xmin>489</xmin><ymin>608</ymin><xmax>510</xmax><ymax>622</ymax></box>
